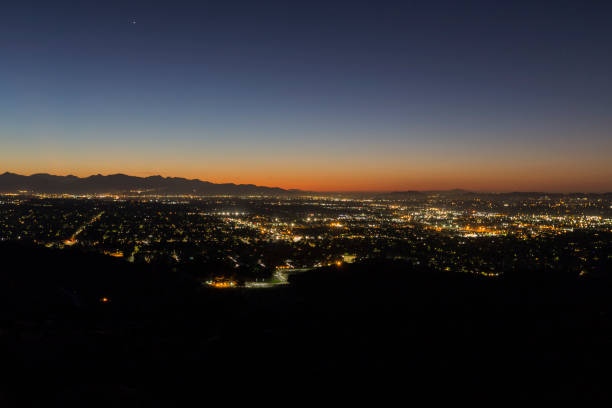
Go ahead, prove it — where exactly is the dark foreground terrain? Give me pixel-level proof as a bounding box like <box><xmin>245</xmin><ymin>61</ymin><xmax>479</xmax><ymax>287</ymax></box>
<box><xmin>1</xmin><ymin>242</ymin><xmax>612</xmax><ymax>404</ymax></box>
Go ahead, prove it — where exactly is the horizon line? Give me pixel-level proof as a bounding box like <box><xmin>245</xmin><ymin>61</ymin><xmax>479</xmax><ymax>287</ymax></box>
<box><xmin>2</xmin><ymin>171</ymin><xmax>611</xmax><ymax>195</ymax></box>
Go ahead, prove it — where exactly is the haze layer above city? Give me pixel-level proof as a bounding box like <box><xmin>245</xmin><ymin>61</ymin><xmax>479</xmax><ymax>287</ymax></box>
<box><xmin>2</xmin><ymin>1</ymin><xmax>612</xmax><ymax>192</ymax></box>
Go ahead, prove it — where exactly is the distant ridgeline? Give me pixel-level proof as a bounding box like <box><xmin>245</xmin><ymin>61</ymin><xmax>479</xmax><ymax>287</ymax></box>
<box><xmin>377</xmin><ymin>189</ymin><xmax>612</xmax><ymax>200</ymax></box>
<box><xmin>0</xmin><ymin>172</ymin><xmax>301</xmax><ymax>195</ymax></box>
<box><xmin>2</xmin><ymin>172</ymin><xmax>611</xmax><ymax>197</ymax></box>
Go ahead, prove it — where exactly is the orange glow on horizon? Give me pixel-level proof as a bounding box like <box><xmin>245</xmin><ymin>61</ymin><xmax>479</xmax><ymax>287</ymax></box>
<box><xmin>3</xmin><ymin>167</ymin><xmax>612</xmax><ymax>193</ymax></box>
<box><xmin>3</xmin><ymin>154</ymin><xmax>612</xmax><ymax>193</ymax></box>
<box><xmin>3</xmin><ymin>135</ymin><xmax>611</xmax><ymax>192</ymax></box>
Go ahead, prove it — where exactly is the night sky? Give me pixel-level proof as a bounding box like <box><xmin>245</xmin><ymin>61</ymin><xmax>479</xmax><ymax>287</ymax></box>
<box><xmin>2</xmin><ymin>1</ymin><xmax>611</xmax><ymax>191</ymax></box>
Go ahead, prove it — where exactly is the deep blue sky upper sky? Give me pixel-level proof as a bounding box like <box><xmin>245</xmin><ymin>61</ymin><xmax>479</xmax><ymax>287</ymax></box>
<box><xmin>2</xmin><ymin>0</ymin><xmax>611</xmax><ymax>191</ymax></box>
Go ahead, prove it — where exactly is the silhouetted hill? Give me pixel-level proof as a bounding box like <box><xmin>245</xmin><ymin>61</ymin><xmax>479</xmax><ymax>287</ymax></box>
<box><xmin>0</xmin><ymin>242</ymin><xmax>200</xmax><ymax>316</ymax></box>
<box><xmin>378</xmin><ymin>189</ymin><xmax>612</xmax><ymax>200</ymax></box>
<box><xmin>376</xmin><ymin>189</ymin><xmax>476</xmax><ymax>199</ymax></box>
<box><xmin>377</xmin><ymin>190</ymin><xmax>426</xmax><ymax>199</ymax></box>
<box><xmin>1</xmin><ymin>243</ymin><xmax>612</xmax><ymax>403</ymax></box>
<box><xmin>0</xmin><ymin>172</ymin><xmax>301</xmax><ymax>195</ymax></box>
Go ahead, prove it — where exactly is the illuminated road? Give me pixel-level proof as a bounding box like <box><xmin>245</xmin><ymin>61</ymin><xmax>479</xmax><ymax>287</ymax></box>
<box><xmin>244</xmin><ymin>267</ymin><xmax>313</xmax><ymax>288</ymax></box>
<box><xmin>64</xmin><ymin>211</ymin><xmax>104</xmax><ymax>245</ymax></box>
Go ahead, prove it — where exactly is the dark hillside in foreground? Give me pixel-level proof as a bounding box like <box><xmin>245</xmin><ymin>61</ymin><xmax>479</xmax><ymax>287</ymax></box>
<box><xmin>1</xmin><ymin>243</ymin><xmax>612</xmax><ymax>404</ymax></box>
